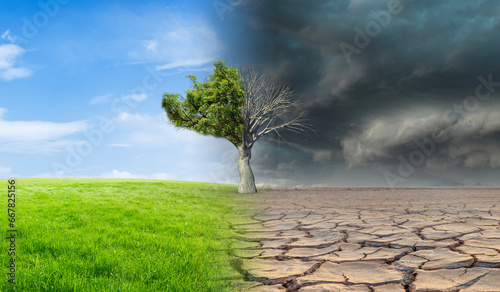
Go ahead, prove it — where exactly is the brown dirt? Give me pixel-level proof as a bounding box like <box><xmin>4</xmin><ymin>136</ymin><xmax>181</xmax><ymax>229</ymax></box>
<box><xmin>231</xmin><ymin>187</ymin><xmax>500</xmax><ymax>292</ymax></box>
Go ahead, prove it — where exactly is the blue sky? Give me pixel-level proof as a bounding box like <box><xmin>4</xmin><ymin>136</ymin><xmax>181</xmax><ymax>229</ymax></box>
<box><xmin>4</xmin><ymin>1</ymin><xmax>500</xmax><ymax>187</ymax></box>
<box><xmin>0</xmin><ymin>0</ymin><xmax>247</xmax><ymax>183</ymax></box>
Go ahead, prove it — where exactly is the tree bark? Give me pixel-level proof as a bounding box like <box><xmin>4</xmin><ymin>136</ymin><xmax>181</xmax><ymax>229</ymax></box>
<box><xmin>237</xmin><ymin>145</ymin><xmax>257</xmax><ymax>193</ymax></box>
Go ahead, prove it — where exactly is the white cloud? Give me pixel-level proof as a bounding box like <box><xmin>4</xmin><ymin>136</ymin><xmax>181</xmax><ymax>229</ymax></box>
<box><xmin>0</xmin><ymin>44</ymin><xmax>32</xmax><ymax>81</ymax></box>
<box><xmin>2</xmin><ymin>67</ymin><xmax>32</xmax><ymax>80</ymax></box>
<box><xmin>124</xmin><ymin>11</ymin><xmax>223</xmax><ymax>71</ymax></box>
<box><xmin>156</xmin><ymin>57</ymin><xmax>214</xmax><ymax>71</ymax></box>
<box><xmin>99</xmin><ymin>8</ymin><xmax>223</xmax><ymax>71</ymax></box>
<box><xmin>0</xmin><ymin>166</ymin><xmax>12</xmax><ymax>174</ymax></box>
<box><xmin>0</xmin><ymin>108</ymin><xmax>88</xmax><ymax>153</ymax></box>
<box><xmin>0</xmin><ymin>119</ymin><xmax>87</xmax><ymax>141</ymax></box>
<box><xmin>122</xmin><ymin>93</ymin><xmax>147</xmax><ymax>102</ymax></box>
<box><xmin>101</xmin><ymin>169</ymin><xmax>175</xmax><ymax>180</ymax></box>
<box><xmin>1</xmin><ymin>29</ymin><xmax>16</xmax><ymax>43</ymax></box>
<box><xmin>143</xmin><ymin>39</ymin><xmax>158</xmax><ymax>52</ymax></box>
<box><xmin>101</xmin><ymin>169</ymin><xmax>137</xmax><ymax>179</ymax></box>
<box><xmin>89</xmin><ymin>94</ymin><xmax>112</xmax><ymax>105</ymax></box>
<box><xmin>90</xmin><ymin>93</ymin><xmax>146</xmax><ymax>106</ymax></box>
<box><xmin>117</xmin><ymin>111</ymin><xmax>150</xmax><ymax>123</ymax></box>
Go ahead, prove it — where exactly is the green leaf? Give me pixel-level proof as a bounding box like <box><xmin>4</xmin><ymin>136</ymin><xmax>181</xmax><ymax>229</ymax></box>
<box><xmin>161</xmin><ymin>60</ymin><xmax>244</xmax><ymax>145</ymax></box>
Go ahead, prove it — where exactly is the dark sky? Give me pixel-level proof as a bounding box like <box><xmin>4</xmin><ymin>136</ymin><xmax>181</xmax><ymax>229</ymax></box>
<box><xmin>228</xmin><ymin>0</ymin><xmax>500</xmax><ymax>187</ymax></box>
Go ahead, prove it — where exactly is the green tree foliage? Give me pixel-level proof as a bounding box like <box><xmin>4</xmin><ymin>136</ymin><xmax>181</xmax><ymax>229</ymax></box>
<box><xmin>162</xmin><ymin>61</ymin><xmax>245</xmax><ymax>146</ymax></box>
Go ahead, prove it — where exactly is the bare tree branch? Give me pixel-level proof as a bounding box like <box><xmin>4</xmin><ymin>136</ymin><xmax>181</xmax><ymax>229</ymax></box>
<box><xmin>238</xmin><ymin>65</ymin><xmax>313</xmax><ymax>148</ymax></box>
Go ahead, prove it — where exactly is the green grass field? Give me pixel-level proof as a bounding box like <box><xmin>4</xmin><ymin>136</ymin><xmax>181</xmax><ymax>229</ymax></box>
<box><xmin>0</xmin><ymin>179</ymin><xmax>250</xmax><ymax>291</ymax></box>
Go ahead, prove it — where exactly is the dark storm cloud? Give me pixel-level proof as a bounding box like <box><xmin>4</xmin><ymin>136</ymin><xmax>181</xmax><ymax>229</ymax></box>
<box><xmin>341</xmin><ymin>102</ymin><xmax>500</xmax><ymax>167</ymax></box>
<box><xmin>235</xmin><ymin>0</ymin><xmax>500</xmax><ymax>186</ymax></box>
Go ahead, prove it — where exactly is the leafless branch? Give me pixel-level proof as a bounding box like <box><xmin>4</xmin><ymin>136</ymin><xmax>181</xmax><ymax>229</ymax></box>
<box><xmin>238</xmin><ymin>65</ymin><xmax>313</xmax><ymax>148</ymax></box>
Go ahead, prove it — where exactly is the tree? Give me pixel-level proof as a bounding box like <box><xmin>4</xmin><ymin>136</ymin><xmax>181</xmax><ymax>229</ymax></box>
<box><xmin>162</xmin><ymin>61</ymin><xmax>310</xmax><ymax>193</ymax></box>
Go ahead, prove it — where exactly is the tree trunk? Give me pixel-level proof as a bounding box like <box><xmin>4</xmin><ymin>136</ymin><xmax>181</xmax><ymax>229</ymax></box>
<box><xmin>237</xmin><ymin>145</ymin><xmax>257</xmax><ymax>193</ymax></box>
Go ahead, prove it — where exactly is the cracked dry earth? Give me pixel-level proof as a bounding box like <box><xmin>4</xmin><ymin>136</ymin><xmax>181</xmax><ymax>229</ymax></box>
<box><xmin>230</xmin><ymin>187</ymin><xmax>500</xmax><ymax>292</ymax></box>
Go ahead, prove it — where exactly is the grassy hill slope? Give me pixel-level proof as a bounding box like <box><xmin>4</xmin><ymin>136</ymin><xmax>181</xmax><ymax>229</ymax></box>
<box><xmin>1</xmin><ymin>179</ymin><xmax>247</xmax><ymax>291</ymax></box>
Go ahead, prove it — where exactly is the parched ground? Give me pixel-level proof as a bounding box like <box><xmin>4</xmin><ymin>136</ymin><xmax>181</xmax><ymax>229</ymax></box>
<box><xmin>230</xmin><ymin>187</ymin><xmax>500</xmax><ymax>292</ymax></box>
